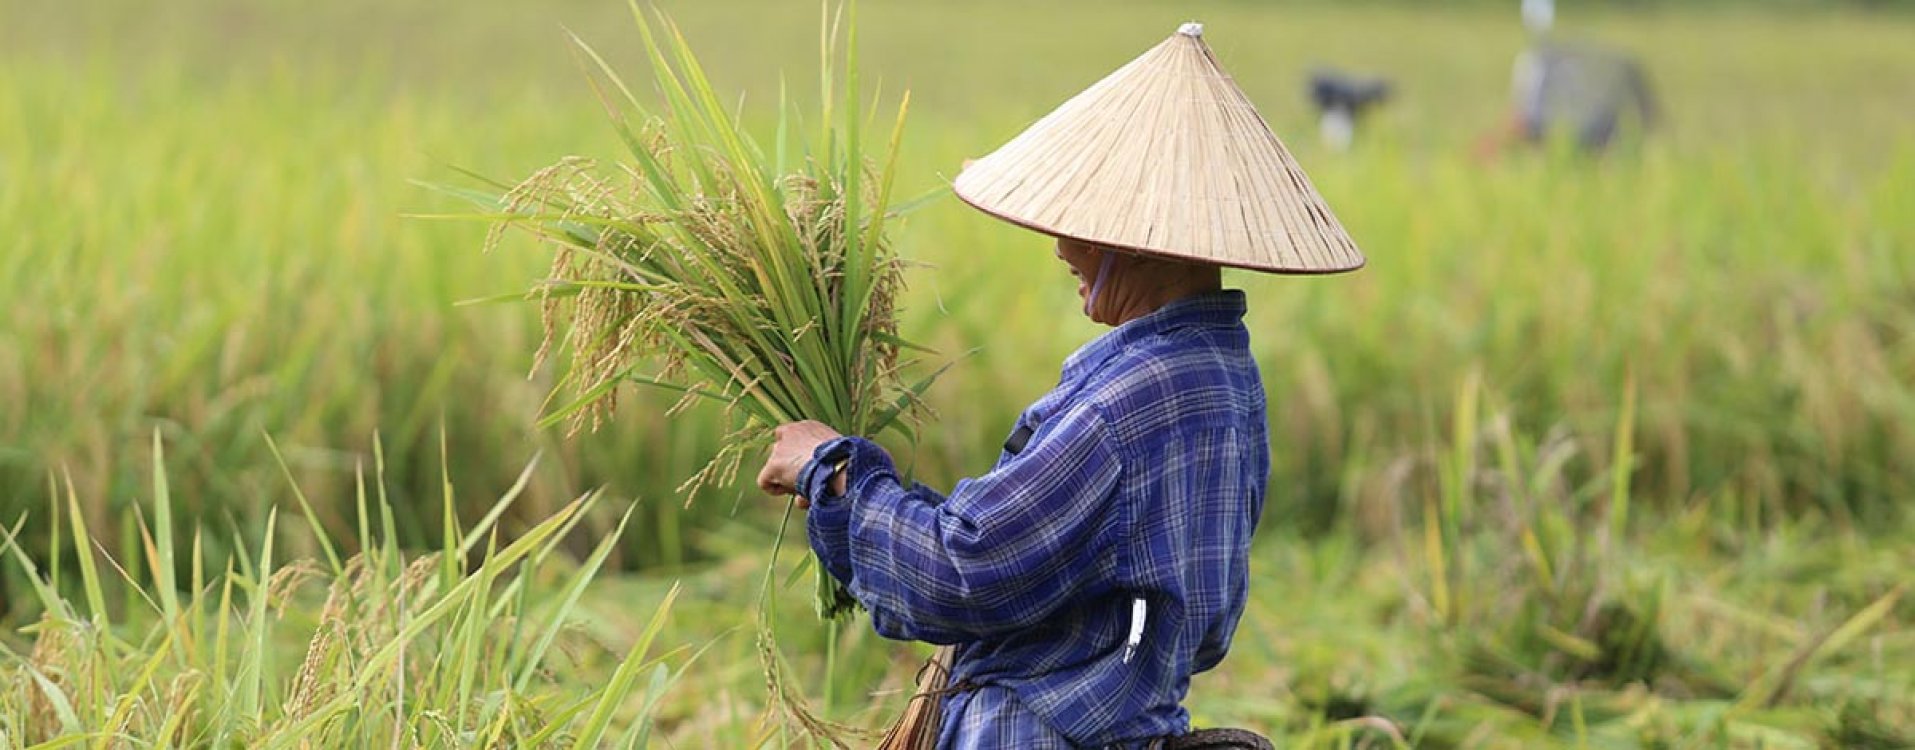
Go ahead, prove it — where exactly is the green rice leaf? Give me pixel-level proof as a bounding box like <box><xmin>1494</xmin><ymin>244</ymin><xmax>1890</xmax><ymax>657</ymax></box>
<box><xmin>263</xmin><ymin>432</ymin><xmax>343</xmax><ymax>577</ymax></box>
<box><xmin>568</xmin><ymin>582</ymin><xmax>681</xmax><ymax>749</ymax></box>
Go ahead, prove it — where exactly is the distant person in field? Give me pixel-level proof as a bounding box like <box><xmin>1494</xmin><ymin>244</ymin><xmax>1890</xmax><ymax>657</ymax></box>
<box><xmin>756</xmin><ymin>22</ymin><xmax>1364</xmax><ymax>750</ymax></box>
<box><xmin>1308</xmin><ymin>67</ymin><xmax>1392</xmax><ymax>152</ymax></box>
<box><xmin>1478</xmin><ymin>0</ymin><xmax>1659</xmax><ymax>156</ymax></box>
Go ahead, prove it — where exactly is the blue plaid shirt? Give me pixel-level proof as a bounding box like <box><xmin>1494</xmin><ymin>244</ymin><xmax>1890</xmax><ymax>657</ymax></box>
<box><xmin>802</xmin><ymin>290</ymin><xmax>1269</xmax><ymax>748</ymax></box>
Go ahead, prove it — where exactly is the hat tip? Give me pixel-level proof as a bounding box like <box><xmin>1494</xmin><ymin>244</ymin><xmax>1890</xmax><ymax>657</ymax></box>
<box><xmin>1177</xmin><ymin>21</ymin><xmax>1204</xmax><ymax>37</ymax></box>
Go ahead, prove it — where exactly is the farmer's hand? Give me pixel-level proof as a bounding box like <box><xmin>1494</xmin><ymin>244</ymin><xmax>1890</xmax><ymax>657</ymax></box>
<box><xmin>756</xmin><ymin>420</ymin><xmax>844</xmax><ymax>508</ymax></box>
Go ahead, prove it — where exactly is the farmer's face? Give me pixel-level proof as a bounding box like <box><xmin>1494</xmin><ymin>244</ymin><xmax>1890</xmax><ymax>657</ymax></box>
<box><xmin>1055</xmin><ymin>238</ymin><xmax>1105</xmax><ymax>305</ymax></box>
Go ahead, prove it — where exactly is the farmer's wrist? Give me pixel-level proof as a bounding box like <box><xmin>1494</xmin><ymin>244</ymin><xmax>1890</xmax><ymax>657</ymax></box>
<box><xmin>803</xmin><ymin>452</ymin><xmax>854</xmax><ymax>578</ymax></box>
<box><xmin>800</xmin><ymin>437</ymin><xmax>857</xmax><ymax>504</ymax></box>
<box><xmin>801</xmin><ymin>436</ymin><xmax>893</xmax><ymax>505</ymax></box>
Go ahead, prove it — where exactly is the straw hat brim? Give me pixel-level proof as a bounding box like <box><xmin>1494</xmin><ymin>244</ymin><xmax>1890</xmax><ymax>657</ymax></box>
<box><xmin>952</xmin><ymin>25</ymin><xmax>1367</xmax><ymax>276</ymax></box>
<box><xmin>953</xmin><ymin>180</ymin><xmax>1367</xmax><ymax>275</ymax></box>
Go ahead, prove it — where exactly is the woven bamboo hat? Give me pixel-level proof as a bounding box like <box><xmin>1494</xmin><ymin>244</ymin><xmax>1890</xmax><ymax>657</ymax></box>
<box><xmin>954</xmin><ymin>22</ymin><xmax>1365</xmax><ymax>274</ymax></box>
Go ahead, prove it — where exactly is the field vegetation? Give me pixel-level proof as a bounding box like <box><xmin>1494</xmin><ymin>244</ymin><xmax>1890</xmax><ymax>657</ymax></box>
<box><xmin>1</xmin><ymin>0</ymin><xmax>1911</xmax><ymax>746</ymax></box>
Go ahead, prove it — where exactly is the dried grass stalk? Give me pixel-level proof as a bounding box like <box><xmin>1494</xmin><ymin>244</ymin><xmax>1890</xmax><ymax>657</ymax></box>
<box><xmin>875</xmin><ymin>645</ymin><xmax>957</xmax><ymax>750</ymax></box>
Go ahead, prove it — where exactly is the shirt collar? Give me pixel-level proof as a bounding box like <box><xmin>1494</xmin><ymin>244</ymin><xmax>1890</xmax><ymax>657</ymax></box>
<box><xmin>1062</xmin><ymin>289</ymin><xmax>1248</xmax><ymax>381</ymax></box>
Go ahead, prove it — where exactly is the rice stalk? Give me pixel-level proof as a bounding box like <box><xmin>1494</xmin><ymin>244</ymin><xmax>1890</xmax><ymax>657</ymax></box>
<box><xmin>473</xmin><ymin>0</ymin><xmax>933</xmax><ymax>622</ymax></box>
<box><xmin>0</xmin><ymin>435</ymin><xmax>679</xmax><ymax>747</ymax></box>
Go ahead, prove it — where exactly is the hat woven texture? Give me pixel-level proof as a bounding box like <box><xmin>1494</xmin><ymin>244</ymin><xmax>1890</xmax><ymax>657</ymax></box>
<box><xmin>954</xmin><ymin>23</ymin><xmax>1365</xmax><ymax>274</ymax></box>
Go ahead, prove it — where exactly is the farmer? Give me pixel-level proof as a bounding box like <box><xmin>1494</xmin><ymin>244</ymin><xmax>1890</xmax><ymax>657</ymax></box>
<box><xmin>1308</xmin><ymin>67</ymin><xmax>1393</xmax><ymax>152</ymax></box>
<box><xmin>757</xmin><ymin>23</ymin><xmax>1364</xmax><ymax>750</ymax></box>
<box><xmin>1478</xmin><ymin>0</ymin><xmax>1659</xmax><ymax>156</ymax></box>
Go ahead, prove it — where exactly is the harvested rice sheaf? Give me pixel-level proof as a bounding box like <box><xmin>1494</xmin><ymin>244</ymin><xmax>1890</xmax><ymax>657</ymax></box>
<box><xmin>480</xmin><ymin>6</ymin><xmax>931</xmax><ymax>622</ymax></box>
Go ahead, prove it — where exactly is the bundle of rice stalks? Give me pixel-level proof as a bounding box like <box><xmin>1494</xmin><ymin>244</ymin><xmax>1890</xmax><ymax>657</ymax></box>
<box><xmin>457</xmin><ymin>2</ymin><xmax>937</xmax><ymax>621</ymax></box>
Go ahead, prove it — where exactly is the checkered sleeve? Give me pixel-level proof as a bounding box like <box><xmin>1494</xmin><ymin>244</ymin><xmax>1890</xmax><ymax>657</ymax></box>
<box><xmin>804</xmin><ymin>401</ymin><xmax>1124</xmax><ymax>643</ymax></box>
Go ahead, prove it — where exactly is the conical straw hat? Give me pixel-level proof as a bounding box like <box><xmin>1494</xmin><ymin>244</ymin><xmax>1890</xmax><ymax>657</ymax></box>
<box><xmin>954</xmin><ymin>22</ymin><xmax>1365</xmax><ymax>274</ymax></box>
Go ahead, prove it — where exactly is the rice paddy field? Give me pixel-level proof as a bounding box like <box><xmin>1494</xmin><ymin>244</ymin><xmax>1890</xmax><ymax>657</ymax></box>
<box><xmin>3</xmin><ymin>0</ymin><xmax>1913</xmax><ymax>746</ymax></box>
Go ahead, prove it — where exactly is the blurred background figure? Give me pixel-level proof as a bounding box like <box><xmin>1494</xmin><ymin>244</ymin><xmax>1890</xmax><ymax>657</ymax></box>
<box><xmin>1307</xmin><ymin>67</ymin><xmax>1393</xmax><ymax>152</ymax></box>
<box><xmin>1522</xmin><ymin>0</ymin><xmax>1556</xmax><ymax>33</ymax></box>
<box><xmin>1480</xmin><ymin>0</ymin><xmax>1659</xmax><ymax>156</ymax></box>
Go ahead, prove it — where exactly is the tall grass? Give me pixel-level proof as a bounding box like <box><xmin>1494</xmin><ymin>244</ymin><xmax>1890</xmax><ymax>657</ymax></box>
<box><xmin>4</xmin><ymin>428</ymin><xmax>1906</xmax><ymax>747</ymax></box>
<box><xmin>1187</xmin><ymin>381</ymin><xmax>1913</xmax><ymax>747</ymax></box>
<box><xmin>0</xmin><ymin>433</ymin><xmax>689</xmax><ymax>747</ymax></box>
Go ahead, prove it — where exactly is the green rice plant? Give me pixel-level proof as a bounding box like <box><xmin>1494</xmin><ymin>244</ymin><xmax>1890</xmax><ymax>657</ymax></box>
<box><xmin>449</xmin><ymin>1</ymin><xmax>935</xmax><ymax>622</ymax></box>
<box><xmin>1427</xmin><ymin>380</ymin><xmax>1725</xmax><ymax>696</ymax></box>
<box><xmin>0</xmin><ymin>432</ymin><xmax>690</xmax><ymax>747</ymax></box>
<box><xmin>6</xmin><ymin>0</ymin><xmax>1915</xmax><ymax>594</ymax></box>
<box><xmin>1389</xmin><ymin>379</ymin><xmax>1913</xmax><ymax>746</ymax></box>
<box><xmin>7</xmin><ymin>3</ymin><xmax>1915</xmax><ymax>744</ymax></box>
